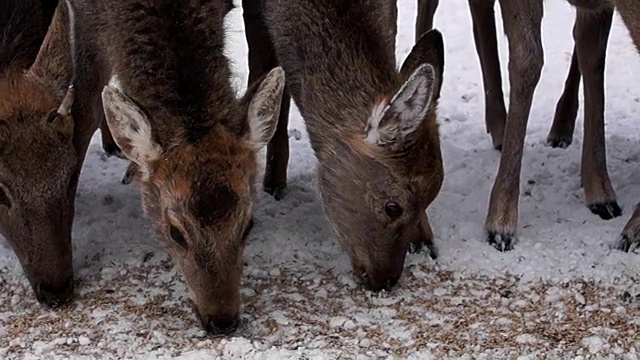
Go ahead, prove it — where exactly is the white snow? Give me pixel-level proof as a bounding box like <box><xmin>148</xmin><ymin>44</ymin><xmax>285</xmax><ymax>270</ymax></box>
<box><xmin>1</xmin><ymin>0</ymin><xmax>640</xmax><ymax>358</ymax></box>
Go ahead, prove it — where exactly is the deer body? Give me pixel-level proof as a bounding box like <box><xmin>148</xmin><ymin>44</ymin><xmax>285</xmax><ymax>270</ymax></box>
<box><xmin>263</xmin><ymin>0</ymin><xmax>445</xmax><ymax>291</ymax></box>
<box><xmin>69</xmin><ymin>0</ymin><xmax>284</xmax><ymax>334</ymax></box>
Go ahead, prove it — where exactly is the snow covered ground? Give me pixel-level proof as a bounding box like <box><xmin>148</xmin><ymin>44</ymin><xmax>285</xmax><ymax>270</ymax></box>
<box><xmin>1</xmin><ymin>0</ymin><xmax>640</xmax><ymax>358</ymax></box>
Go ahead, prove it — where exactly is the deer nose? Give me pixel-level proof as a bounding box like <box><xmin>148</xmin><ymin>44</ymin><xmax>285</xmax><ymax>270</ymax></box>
<box><xmin>205</xmin><ymin>314</ymin><xmax>239</xmax><ymax>335</ymax></box>
<box><xmin>36</xmin><ymin>277</ymin><xmax>74</xmax><ymax>308</ymax></box>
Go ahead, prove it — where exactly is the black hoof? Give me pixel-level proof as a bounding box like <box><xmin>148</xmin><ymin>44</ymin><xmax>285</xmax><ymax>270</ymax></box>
<box><xmin>487</xmin><ymin>232</ymin><xmax>515</xmax><ymax>252</ymax></box>
<box><xmin>408</xmin><ymin>239</ymin><xmax>438</xmax><ymax>259</ymax></box>
<box><xmin>615</xmin><ymin>234</ymin><xmax>639</xmax><ymax>253</ymax></box>
<box><xmin>588</xmin><ymin>201</ymin><xmax>622</xmax><ymax>220</ymax></box>
<box><xmin>121</xmin><ymin>170</ymin><xmax>134</xmax><ymax>185</ymax></box>
<box><xmin>103</xmin><ymin>144</ymin><xmax>126</xmax><ymax>159</ymax></box>
<box><xmin>546</xmin><ymin>135</ymin><xmax>572</xmax><ymax>149</ymax></box>
<box><xmin>35</xmin><ymin>278</ymin><xmax>74</xmax><ymax>308</ymax></box>
<box><xmin>264</xmin><ymin>183</ymin><xmax>286</xmax><ymax>200</ymax></box>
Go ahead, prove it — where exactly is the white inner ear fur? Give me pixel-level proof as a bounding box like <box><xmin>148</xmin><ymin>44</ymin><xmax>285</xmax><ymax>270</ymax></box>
<box><xmin>247</xmin><ymin>67</ymin><xmax>286</xmax><ymax>149</ymax></box>
<box><xmin>101</xmin><ymin>85</ymin><xmax>161</xmax><ymax>174</ymax></box>
<box><xmin>364</xmin><ymin>63</ymin><xmax>435</xmax><ymax>146</ymax></box>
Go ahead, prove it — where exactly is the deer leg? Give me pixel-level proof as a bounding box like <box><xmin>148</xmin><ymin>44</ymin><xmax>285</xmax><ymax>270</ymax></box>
<box><xmin>574</xmin><ymin>7</ymin><xmax>619</xmax><ymax>219</ymax></box>
<box><xmin>469</xmin><ymin>0</ymin><xmax>506</xmax><ymax>150</ymax></box>
<box><xmin>415</xmin><ymin>0</ymin><xmax>439</xmax><ymax>40</ymax></box>
<box><xmin>485</xmin><ymin>0</ymin><xmax>543</xmax><ymax>251</ymax></box>
<box><xmin>547</xmin><ymin>46</ymin><xmax>581</xmax><ymax>148</ymax></box>
<box><xmin>243</xmin><ymin>0</ymin><xmax>291</xmax><ymax>200</ymax></box>
<box><xmin>409</xmin><ymin>212</ymin><xmax>438</xmax><ymax>259</ymax></box>
<box><xmin>616</xmin><ymin>202</ymin><xmax>640</xmax><ymax>252</ymax></box>
<box><xmin>100</xmin><ymin>117</ymin><xmax>125</xmax><ymax>158</ymax></box>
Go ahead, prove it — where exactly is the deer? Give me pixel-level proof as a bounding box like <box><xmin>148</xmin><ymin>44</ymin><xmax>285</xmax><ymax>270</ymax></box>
<box><xmin>0</xmin><ymin>0</ymin><xmax>80</xmax><ymax>308</ymax></box>
<box><xmin>67</xmin><ymin>0</ymin><xmax>285</xmax><ymax>335</ymax></box>
<box><xmin>415</xmin><ymin>0</ymin><xmax>621</xmax><ymax>251</ymax></box>
<box><xmin>244</xmin><ymin>0</ymin><xmax>445</xmax><ymax>292</ymax></box>
<box><xmin>0</xmin><ymin>0</ymin><xmax>129</xmax><ymax>308</ymax></box>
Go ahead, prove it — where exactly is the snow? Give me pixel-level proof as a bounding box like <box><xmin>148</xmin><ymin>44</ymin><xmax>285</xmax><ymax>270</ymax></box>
<box><xmin>1</xmin><ymin>0</ymin><xmax>640</xmax><ymax>358</ymax></box>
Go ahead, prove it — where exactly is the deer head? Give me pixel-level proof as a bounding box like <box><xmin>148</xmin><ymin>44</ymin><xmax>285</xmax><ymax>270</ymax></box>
<box><xmin>317</xmin><ymin>30</ymin><xmax>445</xmax><ymax>291</ymax></box>
<box><xmin>0</xmin><ymin>1</ymin><xmax>77</xmax><ymax>307</ymax></box>
<box><xmin>102</xmin><ymin>67</ymin><xmax>285</xmax><ymax>334</ymax></box>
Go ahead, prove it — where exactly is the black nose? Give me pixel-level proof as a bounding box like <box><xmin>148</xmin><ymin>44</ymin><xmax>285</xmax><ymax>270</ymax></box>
<box><xmin>36</xmin><ymin>277</ymin><xmax>74</xmax><ymax>308</ymax></box>
<box><xmin>206</xmin><ymin>314</ymin><xmax>239</xmax><ymax>335</ymax></box>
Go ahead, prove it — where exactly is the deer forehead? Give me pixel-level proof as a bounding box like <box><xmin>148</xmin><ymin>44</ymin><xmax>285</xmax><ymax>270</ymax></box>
<box><xmin>154</xmin><ymin>159</ymin><xmax>249</xmax><ymax>199</ymax></box>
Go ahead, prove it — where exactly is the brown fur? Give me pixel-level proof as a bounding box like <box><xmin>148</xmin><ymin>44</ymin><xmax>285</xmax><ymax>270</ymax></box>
<box><xmin>261</xmin><ymin>0</ymin><xmax>445</xmax><ymax>291</ymax></box>
<box><xmin>70</xmin><ymin>0</ymin><xmax>285</xmax><ymax>334</ymax></box>
<box><xmin>0</xmin><ymin>0</ymin><xmax>79</xmax><ymax>307</ymax></box>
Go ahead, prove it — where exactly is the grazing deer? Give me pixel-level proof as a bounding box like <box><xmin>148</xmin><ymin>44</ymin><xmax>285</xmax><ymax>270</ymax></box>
<box><xmin>0</xmin><ymin>0</ymin><xmax>80</xmax><ymax>307</ymax></box>
<box><xmin>416</xmin><ymin>0</ymin><xmax>621</xmax><ymax>251</ymax></box>
<box><xmin>255</xmin><ymin>0</ymin><xmax>445</xmax><ymax>291</ymax></box>
<box><xmin>68</xmin><ymin>0</ymin><xmax>285</xmax><ymax>334</ymax></box>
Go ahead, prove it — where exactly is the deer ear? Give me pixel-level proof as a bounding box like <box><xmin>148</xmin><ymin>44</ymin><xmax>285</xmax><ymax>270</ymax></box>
<box><xmin>28</xmin><ymin>0</ymin><xmax>73</xmax><ymax>92</ymax></box>
<box><xmin>400</xmin><ymin>29</ymin><xmax>444</xmax><ymax>100</ymax></box>
<box><xmin>244</xmin><ymin>67</ymin><xmax>286</xmax><ymax>150</ymax></box>
<box><xmin>364</xmin><ymin>64</ymin><xmax>435</xmax><ymax>146</ymax></box>
<box><xmin>102</xmin><ymin>86</ymin><xmax>161</xmax><ymax>176</ymax></box>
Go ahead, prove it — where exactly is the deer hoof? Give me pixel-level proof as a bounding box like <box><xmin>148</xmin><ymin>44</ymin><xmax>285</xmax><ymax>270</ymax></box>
<box><xmin>546</xmin><ymin>135</ymin><xmax>572</xmax><ymax>149</ymax></box>
<box><xmin>408</xmin><ymin>239</ymin><xmax>438</xmax><ymax>259</ymax></box>
<box><xmin>264</xmin><ymin>184</ymin><xmax>286</xmax><ymax>200</ymax></box>
<box><xmin>103</xmin><ymin>143</ymin><xmax>126</xmax><ymax>159</ymax></box>
<box><xmin>588</xmin><ymin>201</ymin><xmax>622</xmax><ymax>220</ymax></box>
<box><xmin>487</xmin><ymin>232</ymin><xmax>515</xmax><ymax>252</ymax></box>
<box><xmin>614</xmin><ymin>234</ymin><xmax>639</xmax><ymax>253</ymax></box>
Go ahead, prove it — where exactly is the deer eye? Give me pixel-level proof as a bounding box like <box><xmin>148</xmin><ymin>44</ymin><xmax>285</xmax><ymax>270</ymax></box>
<box><xmin>169</xmin><ymin>225</ymin><xmax>187</xmax><ymax>248</ymax></box>
<box><xmin>384</xmin><ymin>200</ymin><xmax>403</xmax><ymax>219</ymax></box>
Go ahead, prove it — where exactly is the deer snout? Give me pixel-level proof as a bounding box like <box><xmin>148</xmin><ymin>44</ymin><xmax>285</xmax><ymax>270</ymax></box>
<box><xmin>201</xmin><ymin>313</ymin><xmax>239</xmax><ymax>336</ymax></box>
<box><xmin>35</xmin><ymin>276</ymin><xmax>74</xmax><ymax>308</ymax></box>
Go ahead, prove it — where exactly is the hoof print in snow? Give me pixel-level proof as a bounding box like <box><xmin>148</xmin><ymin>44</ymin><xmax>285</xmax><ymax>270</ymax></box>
<box><xmin>614</xmin><ymin>234</ymin><xmax>639</xmax><ymax>253</ymax></box>
<box><xmin>588</xmin><ymin>201</ymin><xmax>622</xmax><ymax>220</ymax></box>
<box><xmin>487</xmin><ymin>232</ymin><xmax>515</xmax><ymax>252</ymax></box>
